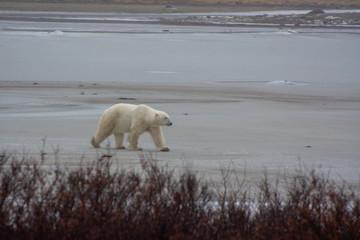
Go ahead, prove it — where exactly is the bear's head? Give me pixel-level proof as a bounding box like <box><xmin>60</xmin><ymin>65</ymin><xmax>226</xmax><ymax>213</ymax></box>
<box><xmin>155</xmin><ymin>112</ymin><xmax>173</xmax><ymax>127</ymax></box>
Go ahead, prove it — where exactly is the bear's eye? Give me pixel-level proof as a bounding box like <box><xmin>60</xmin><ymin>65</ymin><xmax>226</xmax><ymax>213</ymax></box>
<box><xmin>165</xmin><ymin>117</ymin><xmax>168</xmax><ymax>119</ymax></box>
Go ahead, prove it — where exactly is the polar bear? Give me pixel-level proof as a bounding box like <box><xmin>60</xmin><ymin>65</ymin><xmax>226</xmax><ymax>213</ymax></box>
<box><xmin>91</xmin><ymin>103</ymin><xmax>172</xmax><ymax>151</ymax></box>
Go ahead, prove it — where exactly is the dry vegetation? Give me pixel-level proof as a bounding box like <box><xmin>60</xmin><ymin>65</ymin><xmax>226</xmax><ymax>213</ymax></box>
<box><xmin>0</xmin><ymin>150</ymin><xmax>359</xmax><ymax>240</ymax></box>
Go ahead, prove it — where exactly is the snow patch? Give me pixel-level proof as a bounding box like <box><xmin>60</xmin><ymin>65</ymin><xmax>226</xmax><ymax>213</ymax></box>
<box><xmin>50</xmin><ymin>30</ymin><xmax>64</xmax><ymax>36</ymax></box>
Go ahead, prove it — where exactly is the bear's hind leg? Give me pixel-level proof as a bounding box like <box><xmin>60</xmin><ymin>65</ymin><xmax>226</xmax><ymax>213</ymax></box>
<box><xmin>92</xmin><ymin>127</ymin><xmax>113</xmax><ymax>148</ymax></box>
<box><xmin>92</xmin><ymin>132</ymin><xmax>112</xmax><ymax>148</ymax></box>
<box><xmin>91</xmin><ymin>111</ymin><xmax>116</xmax><ymax>148</ymax></box>
<box><xmin>91</xmin><ymin>137</ymin><xmax>100</xmax><ymax>148</ymax></box>
<box><xmin>114</xmin><ymin>133</ymin><xmax>125</xmax><ymax>149</ymax></box>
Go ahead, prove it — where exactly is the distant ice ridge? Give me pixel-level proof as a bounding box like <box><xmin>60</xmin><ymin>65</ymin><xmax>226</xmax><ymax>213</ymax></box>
<box><xmin>148</xmin><ymin>71</ymin><xmax>178</xmax><ymax>74</ymax></box>
<box><xmin>267</xmin><ymin>80</ymin><xmax>305</xmax><ymax>86</ymax></box>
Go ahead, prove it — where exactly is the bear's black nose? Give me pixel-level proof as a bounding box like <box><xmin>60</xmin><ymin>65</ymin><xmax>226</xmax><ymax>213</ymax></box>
<box><xmin>168</xmin><ymin>122</ymin><xmax>173</xmax><ymax>126</ymax></box>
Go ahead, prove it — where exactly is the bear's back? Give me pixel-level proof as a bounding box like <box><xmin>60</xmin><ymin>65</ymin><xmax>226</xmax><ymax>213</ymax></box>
<box><xmin>108</xmin><ymin>103</ymin><xmax>137</xmax><ymax>112</ymax></box>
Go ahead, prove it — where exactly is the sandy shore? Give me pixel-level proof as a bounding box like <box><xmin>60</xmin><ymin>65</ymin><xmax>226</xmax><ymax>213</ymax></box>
<box><xmin>1</xmin><ymin>80</ymin><xmax>359</xmax><ymax>191</ymax></box>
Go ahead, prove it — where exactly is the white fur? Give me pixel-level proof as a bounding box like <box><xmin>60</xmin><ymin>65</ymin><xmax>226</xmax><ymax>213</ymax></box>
<box><xmin>91</xmin><ymin>103</ymin><xmax>172</xmax><ymax>151</ymax></box>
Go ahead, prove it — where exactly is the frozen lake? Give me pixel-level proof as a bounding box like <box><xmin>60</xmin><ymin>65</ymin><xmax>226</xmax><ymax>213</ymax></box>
<box><xmin>1</xmin><ymin>20</ymin><xmax>360</xmax><ymax>87</ymax></box>
<box><xmin>0</xmin><ymin>16</ymin><xmax>359</xmax><ymax>190</ymax></box>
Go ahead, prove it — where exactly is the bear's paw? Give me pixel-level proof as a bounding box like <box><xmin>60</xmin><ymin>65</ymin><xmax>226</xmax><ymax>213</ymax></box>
<box><xmin>91</xmin><ymin>137</ymin><xmax>100</xmax><ymax>148</ymax></box>
<box><xmin>160</xmin><ymin>147</ymin><xmax>170</xmax><ymax>152</ymax></box>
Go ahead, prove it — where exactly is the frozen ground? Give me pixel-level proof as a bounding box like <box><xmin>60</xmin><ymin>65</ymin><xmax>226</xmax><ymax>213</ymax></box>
<box><xmin>0</xmin><ymin>14</ymin><xmax>359</xmax><ymax>190</ymax></box>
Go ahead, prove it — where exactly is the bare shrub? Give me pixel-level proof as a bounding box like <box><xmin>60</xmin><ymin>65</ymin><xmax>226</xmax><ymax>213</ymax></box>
<box><xmin>0</xmin><ymin>151</ymin><xmax>359</xmax><ymax>240</ymax></box>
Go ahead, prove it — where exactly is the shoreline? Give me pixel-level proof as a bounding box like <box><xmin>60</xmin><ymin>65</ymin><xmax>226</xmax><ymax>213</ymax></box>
<box><xmin>1</xmin><ymin>11</ymin><xmax>359</xmax><ymax>30</ymax></box>
<box><xmin>1</xmin><ymin>2</ymin><xmax>359</xmax><ymax>29</ymax></box>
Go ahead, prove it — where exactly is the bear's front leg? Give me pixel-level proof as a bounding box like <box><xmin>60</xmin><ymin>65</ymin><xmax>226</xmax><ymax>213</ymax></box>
<box><xmin>114</xmin><ymin>133</ymin><xmax>126</xmax><ymax>149</ymax></box>
<box><xmin>148</xmin><ymin>127</ymin><xmax>169</xmax><ymax>152</ymax></box>
<box><xmin>128</xmin><ymin>131</ymin><xmax>142</xmax><ymax>151</ymax></box>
